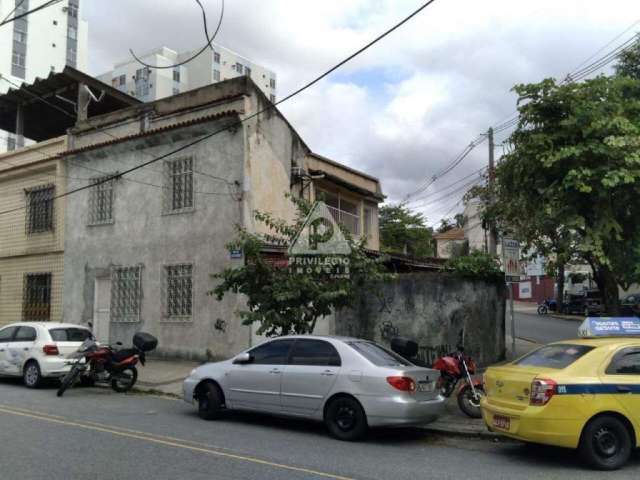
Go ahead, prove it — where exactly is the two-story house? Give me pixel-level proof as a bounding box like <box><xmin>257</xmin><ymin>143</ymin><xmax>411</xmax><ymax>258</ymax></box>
<box><xmin>62</xmin><ymin>76</ymin><xmax>383</xmax><ymax>359</ymax></box>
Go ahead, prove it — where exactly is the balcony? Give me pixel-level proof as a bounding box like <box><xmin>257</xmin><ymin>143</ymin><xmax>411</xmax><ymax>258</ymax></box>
<box><xmin>327</xmin><ymin>205</ymin><xmax>360</xmax><ymax>236</ymax></box>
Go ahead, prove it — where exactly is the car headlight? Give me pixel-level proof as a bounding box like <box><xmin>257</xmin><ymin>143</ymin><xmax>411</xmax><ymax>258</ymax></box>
<box><xmin>190</xmin><ymin>368</ymin><xmax>198</xmax><ymax>377</ymax></box>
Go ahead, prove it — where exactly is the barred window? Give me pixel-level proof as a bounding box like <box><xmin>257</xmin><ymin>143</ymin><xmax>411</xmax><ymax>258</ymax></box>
<box><xmin>164</xmin><ymin>157</ymin><xmax>194</xmax><ymax>212</ymax></box>
<box><xmin>89</xmin><ymin>176</ymin><xmax>114</xmax><ymax>225</ymax></box>
<box><xmin>26</xmin><ymin>184</ymin><xmax>54</xmax><ymax>234</ymax></box>
<box><xmin>23</xmin><ymin>273</ymin><xmax>51</xmax><ymax>321</ymax></box>
<box><xmin>110</xmin><ymin>266</ymin><xmax>142</xmax><ymax>323</ymax></box>
<box><xmin>164</xmin><ymin>264</ymin><xmax>193</xmax><ymax>319</ymax></box>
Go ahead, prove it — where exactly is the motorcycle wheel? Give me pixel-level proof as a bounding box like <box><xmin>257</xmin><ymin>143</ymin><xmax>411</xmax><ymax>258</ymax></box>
<box><xmin>537</xmin><ymin>305</ymin><xmax>548</xmax><ymax>315</ymax></box>
<box><xmin>57</xmin><ymin>366</ymin><xmax>80</xmax><ymax>397</ymax></box>
<box><xmin>111</xmin><ymin>366</ymin><xmax>138</xmax><ymax>393</ymax></box>
<box><xmin>457</xmin><ymin>384</ymin><xmax>485</xmax><ymax>419</ymax></box>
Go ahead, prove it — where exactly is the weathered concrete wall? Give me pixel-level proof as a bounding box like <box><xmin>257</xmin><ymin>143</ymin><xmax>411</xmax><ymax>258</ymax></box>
<box><xmin>333</xmin><ymin>273</ymin><xmax>506</xmax><ymax>367</ymax></box>
<box><xmin>63</xmin><ymin>120</ymin><xmax>249</xmax><ymax>360</ymax></box>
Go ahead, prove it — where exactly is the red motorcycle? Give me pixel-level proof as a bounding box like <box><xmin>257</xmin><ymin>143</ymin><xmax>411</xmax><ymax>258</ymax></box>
<box><xmin>57</xmin><ymin>332</ymin><xmax>157</xmax><ymax>397</ymax></box>
<box><xmin>391</xmin><ymin>336</ymin><xmax>485</xmax><ymax>418</ymax></box>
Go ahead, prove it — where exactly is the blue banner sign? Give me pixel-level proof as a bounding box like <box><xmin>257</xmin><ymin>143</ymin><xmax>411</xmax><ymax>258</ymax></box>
<box><xmin>578</xmin><ymin>317</ymin><xmax>640</xmax><ymax>338</ymax></box>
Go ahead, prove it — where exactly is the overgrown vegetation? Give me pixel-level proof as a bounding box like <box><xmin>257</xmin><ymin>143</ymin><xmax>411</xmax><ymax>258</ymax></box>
<box><xmin>210</xmin><ymin>195</ymin><xmax>394</xmax><ymax>336</ymax></box>
<box><xmin>446</xmin><ymin>251</ymin><xmax>503</xmax><ymax>280</ymax></box>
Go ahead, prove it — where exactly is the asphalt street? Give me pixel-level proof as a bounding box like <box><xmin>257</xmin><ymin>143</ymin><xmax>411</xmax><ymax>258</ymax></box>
<box><xmin>507</xmin><ymin>310</ymin><xmax>581</xmax><ymax>345</ymax></box>
<box><xmin>1</xmin><ymin>380</ymin><xmax>639</xmax><ymax>480</ymax></box>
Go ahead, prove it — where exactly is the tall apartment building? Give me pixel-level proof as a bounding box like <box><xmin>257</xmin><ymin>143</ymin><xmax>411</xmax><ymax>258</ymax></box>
<box><xmin>97</xmin><ymin>44</ymin><xmax>277</xmax><ymax>103</ymax></box>
<box><xmin>0</xmin><ymin>0</ymin><xmax>88</xmax><ymax>150</ymax></box>
<box><xmin>0</xmin><ymin>0</ymin><xmax>88</xmax><ymax>90</ymax></box>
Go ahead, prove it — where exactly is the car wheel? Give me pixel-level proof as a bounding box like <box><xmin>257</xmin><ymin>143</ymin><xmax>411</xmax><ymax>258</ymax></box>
<box><xmin>23</xmin><ymin>361</ymin><xmax>42</xmax><ymax>388</ymax></box>
<box><xmin>325</xmin><ymin>396</ymin><xmax>368</xmax><ymax>441</ymax></box>
<box><xmin>197</xmin><ymin>382</ymin><xmax>224</xmax><ymax>420</ymax></box>
<box><xmin>579</xmin><ymin>416</ymin><xmax>632</xmax><ymax>470</ymax></box>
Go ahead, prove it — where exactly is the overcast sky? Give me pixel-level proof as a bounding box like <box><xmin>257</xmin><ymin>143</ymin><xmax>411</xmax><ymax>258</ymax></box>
<box><xmin>84</xmin><ymin>0</ymin><xmax>640</xmax><ymax>226</ymax></box>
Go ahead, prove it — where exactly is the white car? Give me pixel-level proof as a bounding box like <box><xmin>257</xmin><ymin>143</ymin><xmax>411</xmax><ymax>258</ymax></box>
<box><xmin>183</xmin><ymin>335</ymin><xmax>446</xmax><ymax>440</ymax></box>
<box><xmin>0</xmin><ymin>322</ymin><xmax>94</xmax><ymax>388</ymax></box>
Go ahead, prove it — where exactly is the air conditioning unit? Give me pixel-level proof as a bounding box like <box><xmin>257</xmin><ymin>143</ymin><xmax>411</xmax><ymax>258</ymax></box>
<box><xmin>291</xmin><ymin>166</ymin><xmax>304</xmax><ymax>178</ymax></box>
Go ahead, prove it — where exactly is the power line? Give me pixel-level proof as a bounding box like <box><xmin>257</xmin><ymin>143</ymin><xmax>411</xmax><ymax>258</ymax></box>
<box><xmin>405</xmin><ymin>166</ymin><xmax>487</xmax><ymax>205</ymax></box>
<box><xmin>0</xmin><ymin>0</ymin><xmax>440</xmax><ymax>218</ymax></box>
<box><xmin>412</xmin><ymin>175</ymin><xmax>484</xmax><ymax>210</ymax></box>
<box><xmin>1</xmin><ymin>0</ymin><xmax>27</xmax><ymax>23</ymax></box>
<box><xmin>130</xmin><ymin>0</ymin><xmax>224</xmax><ymax>70</ymax></box>
<box><xmin>0</xmin><ymin>0</ymin><xmax>63</xmax><ymax>27</ymax></box>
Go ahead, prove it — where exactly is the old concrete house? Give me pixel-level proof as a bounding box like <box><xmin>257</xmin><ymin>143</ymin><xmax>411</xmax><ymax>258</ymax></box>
<box><xmin>62</xmin><ymin>76</ymin><xmax>383</xmax><ymax>359</ymax></box>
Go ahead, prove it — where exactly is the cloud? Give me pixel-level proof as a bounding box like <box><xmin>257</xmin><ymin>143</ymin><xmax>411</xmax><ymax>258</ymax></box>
<box><xmin>83</xmin><ymin>0</ymin><xmax>640</xmax><ymax>223</ymax></box>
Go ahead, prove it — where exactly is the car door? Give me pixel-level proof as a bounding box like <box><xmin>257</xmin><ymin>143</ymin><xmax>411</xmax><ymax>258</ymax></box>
<box><xmin>600</xmin><ymin>346</ymin><xmax>640</xmax><ymax>429</ymax></box>
<box><xmin>226</xmin><ymin>339</ymin><xmax>295</xmax><ymax>413</ymax></box>
<box><xmin>4</xmin><ymin>326</ymin><xmax>37</xmax><ymax>375</ymax></box>
<box><xmin>281</xmin><ymin>339</ymin><xmax>341</xmax><ymax>416</ymax></box>
<box><xmin>0</xmin><ymin>326</ymin><xmax>18</xmax><ymax>374</ymax></box>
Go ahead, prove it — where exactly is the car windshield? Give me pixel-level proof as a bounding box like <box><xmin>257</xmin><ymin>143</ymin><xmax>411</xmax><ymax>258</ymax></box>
<box><xmin>347</xmin><ymin>341</ymin><xmax>413</xmax><ymax>367</ymax></box>
<box><xmin>514</xmin><ymin>343</ymin><xmax>594</xmax><ymax>369</ymax></box>
<box><xmin>49</xmin><ymin>328</ymin><xmax>94</xmax><ymax>342</ymax></box>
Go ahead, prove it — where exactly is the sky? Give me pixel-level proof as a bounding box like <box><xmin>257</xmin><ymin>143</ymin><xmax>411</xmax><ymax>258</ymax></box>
<box><xmin>84</xmin><ymin>0</ymin><xmax>640</xmax><ymax>227</ymax></box>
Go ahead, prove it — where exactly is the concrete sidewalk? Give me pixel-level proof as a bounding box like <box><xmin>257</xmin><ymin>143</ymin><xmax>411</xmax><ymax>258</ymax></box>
<box><xmin>134</xmin><ymin>336</ymin><xmax>541</xmax><ymax>439</ymax></box>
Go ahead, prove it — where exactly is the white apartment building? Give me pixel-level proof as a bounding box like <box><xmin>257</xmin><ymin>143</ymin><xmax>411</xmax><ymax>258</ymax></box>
<box><xmin>0</xmin><ymin>0</ymin><xmax>88</xmax><ymax>91</ymax></box>
<box><xmin>0</xmin><ymin>0</ymin><xmax>88</xmax><ymax>150</ymax></box>
<box><xmin>98</xmin><ymin>44</ymin><xmax>277</xmax><ymax>103</ymax></box>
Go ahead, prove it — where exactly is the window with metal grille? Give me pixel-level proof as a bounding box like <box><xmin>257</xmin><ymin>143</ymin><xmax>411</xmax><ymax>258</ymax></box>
<box><xmin>26</xmin><ymin>184</ymin><xmax>54</xmax><ymax>234</ymax></box>
<box><xmin>164</xmin><ymin>264</ymin><xmax>193</xmax><ymax>320</ymax></box>
<box><xmin>173</xmin><ymin>69</ymin><xmax>180</xmax><ymax>82</ymax></box>
<box><xmin>89</xmin><ymin>176</ymin><xmax>114</xmax><ymax>225</ymax></box>
<box><xmin>164</xmin><ymin>157</ymin><xmax>194</xmax><ymax>213</ymax></box>
<box><xmin>213</xmin><ymin>69</ymin><xmax>220</xmax><ymax>81</ymax></box>
<box><xmin>110</xmin><ymin>266</ymin><xmax>142</xmax><ymax>323</ymax></box>
<box><xmin>213</xmin><ymin>51</ymin><xmax>220</xmax><ymax>63</ymax></box>
<box><xmin>23</xmin><ymin>273</ymin><xmax>51</xmax><ymax>321</ymax></box>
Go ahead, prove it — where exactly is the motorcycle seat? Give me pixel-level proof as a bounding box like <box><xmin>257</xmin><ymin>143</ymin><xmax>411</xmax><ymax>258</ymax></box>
<box><xmin>111</xmin><ymin>349</ymin><xmax>137</xmax><ymax>362</ymax></box>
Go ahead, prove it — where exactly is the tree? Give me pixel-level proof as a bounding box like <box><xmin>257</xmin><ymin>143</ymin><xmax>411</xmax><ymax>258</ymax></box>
<box><xmin>379</xmin><ymin>204</ymin><xmax>434</xmax><ymax>257</ymax></box>
<box><xmin>485</xmin><ymin>75</ymin><xmax>640</xmax><ymax>313</ymax></box>
<box><xmin>615</xmin><ymin>34</ymin><xmax>640</xmax><ymax>80</ymax></box>
<box><xmin>210</xmin><ymin>196</ymin><xmax>394</xmax><ymax>336</ymax></box>
<box><xmin>437</xmin><ymin>218</ymin><xmax>456</xmax><ymax>233</ymax></box>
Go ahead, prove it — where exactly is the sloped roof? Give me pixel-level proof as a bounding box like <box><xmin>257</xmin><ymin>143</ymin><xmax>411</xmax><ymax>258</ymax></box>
<box><xmin>433</xmin><ymin>227</ymin><xmax>465</xmax><ymax>240</ymax></box>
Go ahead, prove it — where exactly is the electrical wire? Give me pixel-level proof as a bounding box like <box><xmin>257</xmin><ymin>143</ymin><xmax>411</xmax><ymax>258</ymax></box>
<box><xmin>129</xmin><ymin>0</ymin><xmax>224</xmax><ymax>70</ymax></box>
<box><xmin>1</xmin><ymin>0</ymin><xmax>26</xmax><ymax>24</ymax></box>
<box><xmin>0</xmin><ymin>0</ymin><xmax>63</xmax><ymax>27</ymax></box>
<box><xmin>0</xmin><ymin>0</ymin><xmax>440</xmax><ymax>218</ymax></box>
<box><xmin>405</xmin><ymin>166</ymin><xmax>487</xmax><ymax>205</ymax></box>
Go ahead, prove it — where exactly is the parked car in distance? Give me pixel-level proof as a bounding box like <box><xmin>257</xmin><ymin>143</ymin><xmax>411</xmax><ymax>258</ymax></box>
<box><xmin>620</xmin><ymin>294</ymin><xmax>640</xmax><ymax>317</ymax></box>
<box><xmin>183</xmin><ymin>335</ymin><xmax>446</xmax><ymax>440</ymax></box>
<box><xmin>0</xmin><ymin>322</ymin><xmax>94</xmax><ymax>388</ymax></box>
<box><xmin>562</xmin><ymin>290</ymin><xmax>603</xmax><ymax>316</ymax></box>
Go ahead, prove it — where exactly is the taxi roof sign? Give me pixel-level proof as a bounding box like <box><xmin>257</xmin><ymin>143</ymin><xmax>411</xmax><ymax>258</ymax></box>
<box><xmin>578</xmin><ymin>317</ymin><xmax>640</xmax><ymax>338</ymax></box>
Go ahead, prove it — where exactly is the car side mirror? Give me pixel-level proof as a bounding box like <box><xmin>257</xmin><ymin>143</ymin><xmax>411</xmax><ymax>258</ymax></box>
<box><xmin>233</xmin><ymin>352</ymin><xmax>252</xmax><ymax>364</ymax></box>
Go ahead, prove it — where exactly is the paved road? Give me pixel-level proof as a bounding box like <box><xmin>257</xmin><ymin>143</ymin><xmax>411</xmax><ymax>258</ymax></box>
<box><xmin>507</xmin><ymin>310</ymin><xmax>581</xmax><ymax>345</ymax></box>
<box><xmin>1</xmin><ymin>380</ymin><xmax>639</xmax><ymax>480</ymax></box>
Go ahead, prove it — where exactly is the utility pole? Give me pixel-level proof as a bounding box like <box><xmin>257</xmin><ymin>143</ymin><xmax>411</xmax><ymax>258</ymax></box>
<box><xmin>487</xmin><ymin>127</ymin><xmax>498</xmax><ymax>255</ymax></box>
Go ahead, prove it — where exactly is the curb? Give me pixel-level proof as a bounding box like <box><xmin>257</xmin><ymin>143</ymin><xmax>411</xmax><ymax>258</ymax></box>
<box><xmin>422</xmin><ymin>424</ymin><xmax>506</xmax><ymax>441</ymax></box>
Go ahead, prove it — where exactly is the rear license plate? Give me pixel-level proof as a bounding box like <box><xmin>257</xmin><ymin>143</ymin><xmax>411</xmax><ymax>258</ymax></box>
<box><xmin>417</xmin><ymin>381</ymin><xmax>435</xmax><ymax>392</ymax></box>
<box><xmin>493</xmin><ymin>414</ymin><xmax>511</xmax><ymax>430</ymax></box>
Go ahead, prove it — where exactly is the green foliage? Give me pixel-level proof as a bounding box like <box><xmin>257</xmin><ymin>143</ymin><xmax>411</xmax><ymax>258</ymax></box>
<box><xmin>615</xmin><ymin>34</ymin><xmax>640</xmax><ymax>80</ymax></box>
<box><xmin>379</xmin><ymin>204</ymin><xmax>434</xmax><ymax>257</ymax></box>
<box><xmin>446</xmin><ymin>251</ymin><xmax>502</xmax><ymax>280</ymax></box>
<box><xmin>210</xmin><ymin>195</ymin><xmax>394</xmax><ymax>336</ymax></box>
<box><xmin>475</xmin><ymin>73</ymin><xmax>640</xmax><ymax>312</ymax></box>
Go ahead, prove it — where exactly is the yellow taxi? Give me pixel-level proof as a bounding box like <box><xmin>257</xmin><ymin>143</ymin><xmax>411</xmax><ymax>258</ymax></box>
<box><xmin>481</xmin><ymin>319</ymin><xmax>640</xmax><ymax>470</ymax></box>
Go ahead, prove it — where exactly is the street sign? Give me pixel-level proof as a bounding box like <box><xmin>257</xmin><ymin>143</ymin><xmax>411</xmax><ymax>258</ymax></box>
<box><xmin>502</xmin><ymin>238</ymin><xmax>521</xmax><ymax>282</ymax></box>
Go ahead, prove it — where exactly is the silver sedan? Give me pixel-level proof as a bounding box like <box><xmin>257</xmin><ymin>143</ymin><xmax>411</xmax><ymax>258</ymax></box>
<box><xmin>183</xmin><ymin>335</ymin><xmax>446</xmax><ymax>440</ymax></box>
